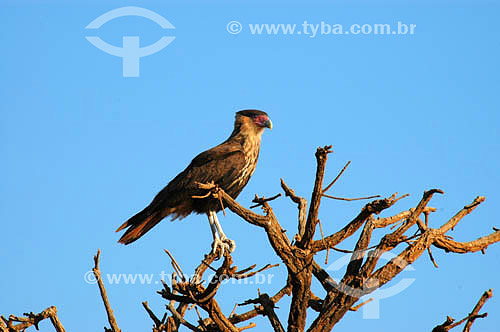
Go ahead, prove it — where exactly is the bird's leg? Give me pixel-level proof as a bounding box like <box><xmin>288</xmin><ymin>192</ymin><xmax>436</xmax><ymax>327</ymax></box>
<box><xmin>207</xmin><ymin>211</ymin><xmax>222</xmax><ymax>255</ymax></box>
<box><xmin>207</xmin><ymin>211</ymin><xmax>220</xmax><ymax>240</ymax></box>
<box><xmin>207</xmin><ymin>211</ymin><xmax>233</xmax><ymax>258</ymax></box>
<box><xmin>211</xmin><ymin>211</ymin><xmax>236</xmax><ymax>253</ymax></box>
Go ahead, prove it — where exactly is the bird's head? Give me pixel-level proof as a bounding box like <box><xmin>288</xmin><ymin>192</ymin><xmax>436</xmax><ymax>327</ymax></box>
<box><xmin>236</xmin><ymin>109</ymin><xmax>273</xmax><ymax>131</ymax></box>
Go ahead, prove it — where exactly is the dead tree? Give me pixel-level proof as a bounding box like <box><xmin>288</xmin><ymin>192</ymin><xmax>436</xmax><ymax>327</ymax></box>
<box><xmin>2</xmin><ymin>146</ymin><xmax>499</xmax><ymax>332</ymax></box>
<box><xmin>138</xmin><ymin>145</ymin><xmax>499</xmax><ymax>332</ymax></box>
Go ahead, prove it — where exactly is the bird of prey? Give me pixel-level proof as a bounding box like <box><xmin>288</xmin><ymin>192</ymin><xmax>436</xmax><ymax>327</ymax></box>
<box><xmin>116</xmin><ymin>110</ymin><xmax>272</xmax><ymax>256</ymax></box>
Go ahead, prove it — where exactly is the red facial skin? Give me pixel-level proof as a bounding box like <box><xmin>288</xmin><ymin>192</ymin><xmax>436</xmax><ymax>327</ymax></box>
<box><xmin>254</xmin><ymin>114</ymin><xmax>270</xmax><ymax>127</ymax></box>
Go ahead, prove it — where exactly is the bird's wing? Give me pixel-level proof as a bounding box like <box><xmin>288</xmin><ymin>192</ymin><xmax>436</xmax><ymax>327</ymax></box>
<box><xmin>116</xmin><ymin>141</ymin><xmax>246</xmax><ymax>244</ymax></box>
<box><xmin>167</xmin><ymin>141</ymin><xmax>246</xmax><ymax>196</ymax></box>
<box><xmin>144</xmin><ymin>141</ymin><xmax>246</xmax><ymax>210</ymax></box>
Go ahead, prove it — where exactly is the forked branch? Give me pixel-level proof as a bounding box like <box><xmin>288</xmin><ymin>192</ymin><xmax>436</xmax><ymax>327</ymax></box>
<box><xmin>1</xmin><ymin>307</ymin><xmax>66</xmax><ymax>332</ymax></box>
<box><xmin>432</xmin><ymin>289</ymin><xmax>493</xmax><ymax>332</ymax></box>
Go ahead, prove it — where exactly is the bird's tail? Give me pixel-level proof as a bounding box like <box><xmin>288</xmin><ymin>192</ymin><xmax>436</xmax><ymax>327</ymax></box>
<box><xmin>116</xmin><ymin>208</ymin><xmax>165</xmax><ymax>245</ymax></box>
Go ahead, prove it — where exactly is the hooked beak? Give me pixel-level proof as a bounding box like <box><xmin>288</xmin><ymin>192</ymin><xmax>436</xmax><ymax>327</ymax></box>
<box><xmin>264</xmin><ymin>119</ymin><xmax>273</xmax><ymax>130</ymax></box>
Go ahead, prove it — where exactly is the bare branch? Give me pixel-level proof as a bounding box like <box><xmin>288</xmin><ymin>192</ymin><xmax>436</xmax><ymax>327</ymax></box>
<box><xmin>322</xmin><ymin>160</ymin><xmax>350</xmax><ymax>193</ymax></box>
<box><xmin>164</xmin><ymin>249</ymin><xmax>187</xmax><ymax>282</ymax></box>
<box><xmin>308</xmin><ymin>291</ymin><xmax>324</xmax><ymax>312</ymax></box>
<box><xmin>298</xmin><ymin>145</ymin><xmax>332</xmax><ymax>249</ymax></box>
<box><xmin>438</xmin><ymin>196</ymin><xmax>486</xmax><ymax>233</ymax></box>
<box><xmin>311</xmin><ymin>193</ymin><xmax>406</xmax><ymax>253</ymax></box>
<box><xmin>93</xmin><ymin>249</ymin><xmax>121</xmax><ymax>332</ymax></box>
<box><xmin>193</xmin><ymin>251</ymin><xmax>219</xmax><ymax>284</ymax></box>
<box><xmin>232</xmin><ymin>263</ymin><xmax>280</xmax><ymax>280</ymax></box>
<box><xmin>4</xmin><ymin>307</ymin><xmax>66</xmax><ymax>332</ymax></box>
<box><xmin>250</xmin><ymin>193</ymin><xmax>282</xmax><ymax>208</ymax></box>
<box><xmin>428</xmin><ymin>247</ymin><xmax>439</xmax><ymax>268</ymax></box>
<box><xmin>240</xmin><ymin>293</ymin><xmax>285</xmax><ymax>332</ymax></box>
<box><xmin>196</xmin><ymin>182</ymin><xmax>270</xmax><ymax>227</ymax></box>
<box><xmin>463</xmin><ymin>289</ymin><xmax>493</xmax><ymax>332</ymax></box>
<box><xmin>312</xmin><ymin>261</ymin><xmax>337</xmax><ymax>293</ymax></box>
<box><xmin>167</xmin><ymin>302</ymin><xmax>203</xmax><ymax>332</ymax></box>
<box><xmin>432</xmin><ymin>289</ymin><xmax>492</xmax><ymax>332</ymax></box>
<box><xmin>344</xmin><ymin>216</ymin><xmax>376</xmax><ymax>278</ymax></box>
<box><xmin>392</xmin><ymin>189</ymin><xmax>444</xmax><ymax>238</ymax></box>
<box><xmin>433</xmin><ymin>231</ymin><xmax>500</xmax><ymax>254</ymax></box>
<box><xmin>367</xmin><ymin>230</ymin><xmax>434</xmax><ymax>291</ymax></box>
<box><xmin>142</xmin><ymin>301</ymin><xmax>164</xmax><ymax>331</ymax></box>
<box><xmin>433</xmin><ymin>316</ymin><xmax>455</xmax><ymax>332</ymax></box>
<box><xmin>196</xmin><ymin>183</ymin><xmax>303</xmax><ymax>276</ymax></box>
<box><xmin>375</xmin><ymin>206</ymin><xmax>436</xmax><ymax>229</ymax></box>
<box><xmin>322</xmin><ymin>194</ymin><xmax>381</xmax><ymax>201</ymax></box>
<box><xmin>230</xmin><ymin>283</ymin><xmax>292</xmax><ymax>325</ymax></box>
<box><xmin>317</xmin><ymin>219</ymin><xmax>330</xmax><ymax>264</ymax></box>
<box><xmin>280</xmin><ymin>178</ymin><xmax>308</xmax><ymax>240</ymax></box>
<box><xmin>239</xmin><ymin>322</ymin><xmax>257</xmax><ymax>331</ymax></box>
<box><xmin>360</xmin><ymin>190</ymin><xmax>443</xmax><ymax>277</ymax></box>
<box><xmin>0</xmin><ymin>317</ymin><xmax>7</xmax><ymax>332</ymax></box>
<box><xmin>349</xmin><ymin>298</ymin><xmax>373</xmax><ymax>312</ymax></box>
<box><xmin>194</xmin><ymin>306</ymin><xmax>208</xmax><ymax>331</ymax></box>
<box><xmin>158</xmin><ymin>280</ymin><xmax>196</xmax><ymax>304</ymax></box>
<box><xmin>158</xmin><ymin>249</ymin><xmax>286</xmax><ymax>332</ymax></box>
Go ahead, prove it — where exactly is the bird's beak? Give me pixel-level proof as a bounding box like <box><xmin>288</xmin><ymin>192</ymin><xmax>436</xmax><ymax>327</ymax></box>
<box><xmin>265</xmin><ymin>119</ymin><xmax>273</xmax><ymax>130</ymax></box>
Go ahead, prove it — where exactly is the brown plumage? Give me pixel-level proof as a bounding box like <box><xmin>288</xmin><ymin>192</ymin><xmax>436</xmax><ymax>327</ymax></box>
<box><xmin>116</xmin><ymin>110</ymin><xmax>272</xmax><ymax>245</ymax></box>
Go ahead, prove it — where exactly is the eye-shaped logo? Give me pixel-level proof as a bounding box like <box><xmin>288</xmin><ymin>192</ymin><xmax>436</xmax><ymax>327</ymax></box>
<box><xmin>85</xmin><ymin>7</ymin><xmax>175</xmax><ymax>77</ymax></box>
<box><xmin>327</xmin><ymin>251</ymin><xmax>416</xmax><ymax>319</ymax></box>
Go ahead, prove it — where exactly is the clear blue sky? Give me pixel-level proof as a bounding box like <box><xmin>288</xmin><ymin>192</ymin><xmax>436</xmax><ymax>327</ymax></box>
<box><xmin>1</xmin><ymin>1</ymin><xmax>499</xmax><ymax>331</ymax></box>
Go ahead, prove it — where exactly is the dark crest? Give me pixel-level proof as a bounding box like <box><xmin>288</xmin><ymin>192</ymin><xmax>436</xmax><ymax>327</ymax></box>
<box><xmin>236</xmin><ymin>109</ymin><xmax>268</xmax><ymax>118</ymax></box>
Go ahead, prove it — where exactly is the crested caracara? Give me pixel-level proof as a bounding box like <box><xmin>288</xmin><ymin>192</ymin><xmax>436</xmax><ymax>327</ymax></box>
<box><xmin>116</xmin><ymin>109</ymin><xmax>272</xmax><ymax>257</ymax></box>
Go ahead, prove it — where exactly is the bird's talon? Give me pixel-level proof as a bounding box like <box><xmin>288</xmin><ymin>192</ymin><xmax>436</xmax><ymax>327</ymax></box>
<box><xmin>211</xmin><ymin>238</ymin><xmax>235</xmax><ymax>259</ymax></box>
<box><xmin>211</xmin><ymin>238</ymin><xmax>231</xmax><ymax>259</ymax></box>
<box><xmin>221</xmin><ymin>238</ymin><xmax>236</xmax><ymax>252</ymax></box>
